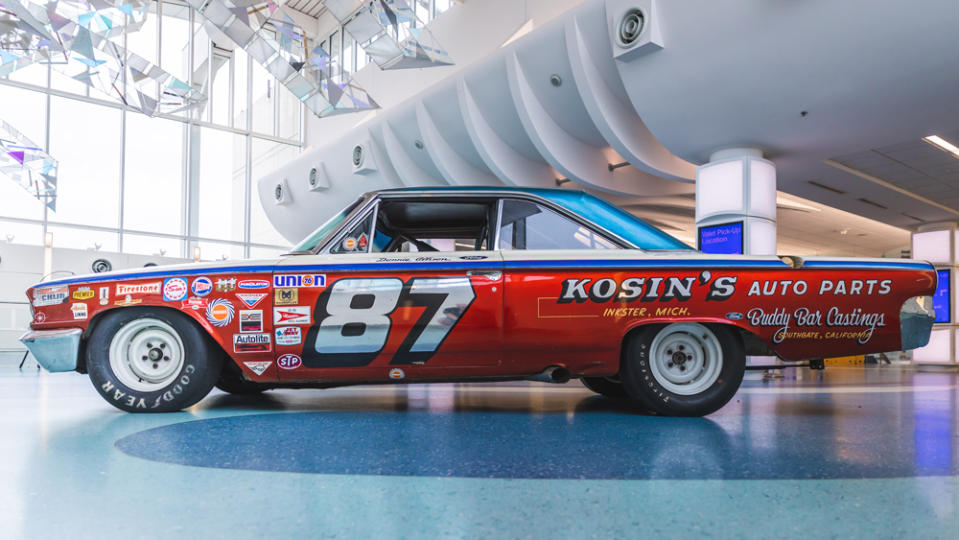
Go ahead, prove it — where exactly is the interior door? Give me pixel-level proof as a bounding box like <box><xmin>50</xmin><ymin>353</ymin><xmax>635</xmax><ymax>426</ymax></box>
<box><xmin>273</xmin><ymin>250</ymin><xmax>504</xmax><ymax>381</ymax></box>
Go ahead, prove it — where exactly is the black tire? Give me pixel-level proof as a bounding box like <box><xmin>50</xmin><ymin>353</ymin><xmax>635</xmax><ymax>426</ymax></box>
<box><xmin>620</xmin><ymin>323</ymin><xmax>745</xmax><ymax>417</ymax></box>
<box><xmin>86</xmin><ymin>307</ymin><xmax>222</xmax><ymax>412</ymax></box>
<box><xmin>581</xmin><ymin>376</ymin><xmax>628</xmax><ymax>399</ymax></box>
<box><xmin>215</xmin><ymin>370</ymin><xmax>268</xmax><ymax>395</ymax></box>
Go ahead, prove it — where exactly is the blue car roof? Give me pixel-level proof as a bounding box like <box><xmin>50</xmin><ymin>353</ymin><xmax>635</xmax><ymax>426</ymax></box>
<box><xmin>378</xmin><ymin>187</ymin><xmax>692</xmax><ymax>250</ymax></box>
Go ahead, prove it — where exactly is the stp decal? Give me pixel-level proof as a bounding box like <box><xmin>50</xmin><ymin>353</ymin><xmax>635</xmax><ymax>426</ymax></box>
<box><xmin>277</xmin><ymin>354</ymin><xmax>302</xmax><ymax>370</ymax></box>
<box><xmin>206</xmin><ymin>298</ymin><xmax>235</xmax><ymax>327</ymax></box>
<box><xmin>116</xmin><ymin>282</ymin><xmax>161</xmax><ymax>296</ymax></box>
<box><xmin>301</xmin><ymin>277</ymin><xmax>475</xmax><ymax>368</ymax></box>
<box><xmin>273</xmin><ymin>274</ymin><xmax>326</xmax><ymax>288</ymax></box>
<box><xmin>236</xmin><ymin>292</ymin><xmax>268</xmax><ymax>309</ymax></box>
<box><xmin>233</xmin><ymin>333</ymin><xmax>271</xmax><ymax>353</ymax></box>
<box><xmin>191</xmin><ymin>277</ymin><xmax>213</xmax><ymax>297</ymax></box>
<box><xmin>162</xmin><ymin>278</ymin><xmax>188</xmax><ymax>302</ymax></box>
<box><xmin>274</xmin><ymin>326</ymin><xmax>302</xmax><ymax>346</ymax></box>
<box><xmin>273</xmin><ymin>306</ymin><xmax>310</xmax><ymax>325</ymax></box>
<box><xmin>238</xmin><ymin>279</ymin><xmax>270</xmax><ymax>290</ymax></box>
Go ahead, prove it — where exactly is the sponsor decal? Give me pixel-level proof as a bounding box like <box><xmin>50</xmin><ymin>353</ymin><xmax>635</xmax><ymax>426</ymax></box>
<box><xmin>71</xmin><ymin>303</ymin><xmax>88</xmax><ymax>320</ymax></box>
<box><xmin>233</xmin><ymin>333</ymin><xmax>272</xmax><ymax>353</ymax></box>
<box><xmin>459</xmin><ymin>255</ymin><xmax>487</xmax><ymax>260</ymax></box>
<box><xmin>389</xmin><ymin>368</ymin><xmax>405</xmax><ymax>380</ymax></box>
<box><xmin>277</xmin><ymin>353</ymin><xmax>302</xmax><ymax>370</ymax></box>
<box><xmin>273</xmin><ymin>306</ymin><xmax>310</xmax><ymax>325</ymax></box>
<box><xmin>116</xmin><ymin>282</ymin><xmax>161</xmax><ymax>296</ymax></box>
<box><xmin>601</xmin><ymin>306</ymin><xmax>690</xmax><ymax>318</ymax></box>
<box><xmin>746</xmin><ymin>279</ymin><xmax>892</xmax><ymax>297</ymax></box>
<box><xmin>376</xmin><ymin>256</ymin><xmax>451</xmax><ymax>262</ymax></box>
<box><xmin>357</xmin><ymin>232</ymin><xmax>368</xmax><ymax>250</ymax></box>
<box><xmin>237</xmin><ymin>279</ymin><xmax>270</xmax><ymax>290</ymax></box>
<box><xmin>99</xmin><ymin>286</ymin><xmax>109</xmax><ymax>306</ymax></box>
<box><xmin>72</xmin><ymin>287</ymin><xmax>95</xmax><ymax>301</ymax></box>
<box><xmin>239</xmin><ymin>310</ymin><xmax>264</xmax><ymax>333</ymax></box>
<box><xmin>34</xmin><ymin>311</ymin><xmax>46</xmax><ymax>323</ymax></box>
<box><xmin>342</xmin><ymin>237</ymin><xmax>357</xmax><ymax>251</ymax></box>
<box><xmin>34</xmin><ymin>285</ymin><xmax>68</xmax><ymax>307</ymax></box>
<box><xmin>191</xmin><ymin>277</ymin><xmax>213</xmax><ymax>297</ymax></box>
<box><xmin>243</xmin><ymin>361</ymin><xmax>271</xmax><ymax>376</ymax></box>
<box><xmin>274</xmin><ymin>326</ymin><xmax>302</xmax><ymax>346</ymax></box>
<box><xmin>115</xmin><ymin>295</ymin><xmax>142</xmax><ymax>306</ymax></box>
<box><xmin>215</xmin><ymin>278</ymin><xmax>237</xmax><ymax>292</ymax></box>
<box><xmin>162</xmin><ymin>278</ymin><xmax>188</xmax><ymax>302</ymax></box>
<box><xmin>236</xmin><ymin>292</ymin><xmax>268</xmax><ymax>309</ymax></box>
<box><xmin>181</xmin><ymin>297</ymin><xmax>209</xmax><ymax>310</ymax></box>
<box><xmin>206</xmin><ymin>298</ymin><xmax>235</xmax><ymax>327</ymax></box>
<box><xmin>273</xmin><ymin>274</ymin><xmax>326</xmax><ymax>288</ymax></box>
<box><xmin>746</xmin><ymin>307</ymin><xmax>886</xmax><ymax>345</ymax></box>
<box><xmin>275</xmin><ymin>288</ymin><xmax>298</xmax><ymax>305</ymax></box>
<box><xmin>558</xmin><ymin>272</ymin><xmax>737</xmax><ymax>304</ymax></box>
<box><xmin>726</xmin><ymin>312</ymin><xmax>744</xmax><ymax>321</ymax></box>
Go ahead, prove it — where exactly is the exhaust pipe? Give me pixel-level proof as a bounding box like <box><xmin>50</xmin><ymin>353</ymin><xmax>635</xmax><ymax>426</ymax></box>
<box><xmin>528</xmin><ymin>366</ymin><xmax>571</xmax><ymax>384</ymax></box>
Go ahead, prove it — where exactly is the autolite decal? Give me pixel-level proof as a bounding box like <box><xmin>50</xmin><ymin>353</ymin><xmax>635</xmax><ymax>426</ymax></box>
<box><xmin>116</xmin><ymin>282</ymin><xmax>161</xmax><ymax>296</ymax></box>
<box><xmin>233</xmin><ymin>333</ymin><xmax>271</xmax><ymax>353</ymax></box>
<box><xmin>273</xmin><ymin>274</ymin><xmax>326</xmax><ymax>288</ymax></box>
<box><xmin>237</xmin><ymin>279</ymin><xmax>270</xmax><ymax>290</ymax></box>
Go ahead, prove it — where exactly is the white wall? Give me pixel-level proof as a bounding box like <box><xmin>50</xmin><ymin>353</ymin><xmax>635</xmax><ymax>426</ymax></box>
<box><xmin>305</xmin><ymin>0</ymin><xmax>585</xmax><ymax>149</ymax></box>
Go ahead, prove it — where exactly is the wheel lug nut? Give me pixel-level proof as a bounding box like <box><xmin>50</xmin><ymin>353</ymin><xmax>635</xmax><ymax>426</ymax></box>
<box><xmin>146</xmin><ymin>343</ymin><xmax>152</xmax><ymax>348</ymax></box>
<box><xmin>163</xmin><ymin>356</ymin><xmax>169</xmax><ymax>361</ymax></box>
<box><xmin>141</xmin><ymin>356</ymin><xmax>147</xmax><ymax>360</ymax></box>
<box><xmin>678</xmin><ymin>345</ymin><xmax>684</xmax><ymax>351</ymax></box>
<box><xmin>152</xmin><ymin>363</ymin><xmax>158</xmax><ymax>369</ymax></box>
<box><xmin>160</xmin><ymin>343</ymin><xmax>166</xmax><ymax>349</ymax></box>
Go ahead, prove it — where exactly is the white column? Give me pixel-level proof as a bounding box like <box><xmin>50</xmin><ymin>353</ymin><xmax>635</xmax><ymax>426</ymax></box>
<box><xmin>911</xmin><ymin>225</ymin><xmax>959</xmax><ymax>366</ymax></box>
<box><xmin>695</xmin><ymin>148</ymin><xmax>777</xmax><ymax>255</ymax></box>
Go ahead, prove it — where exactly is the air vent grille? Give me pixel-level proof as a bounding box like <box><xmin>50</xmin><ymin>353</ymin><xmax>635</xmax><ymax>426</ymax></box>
<box><xmin>857</xmin><ymin>198</ymin><xmax>888</xmax><ymax>210</ymax></box>
<box><xmin>807</xmin><ymin>180</ymin><xmax>847</xmax><ymax>195</ymax></box>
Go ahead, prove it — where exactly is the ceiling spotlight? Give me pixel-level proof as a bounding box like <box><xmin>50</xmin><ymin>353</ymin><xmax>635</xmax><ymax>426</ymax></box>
<box><xmin>924</xmin><ymin>135</ymin><xmax>959</xmax><ymax>158</ymax></box>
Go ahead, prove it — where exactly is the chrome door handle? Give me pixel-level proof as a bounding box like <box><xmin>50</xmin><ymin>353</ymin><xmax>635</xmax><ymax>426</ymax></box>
<box><xmin>467</xmin><ymin>270</ymin><xmax>502</xmax><ymax>280</ymax></box>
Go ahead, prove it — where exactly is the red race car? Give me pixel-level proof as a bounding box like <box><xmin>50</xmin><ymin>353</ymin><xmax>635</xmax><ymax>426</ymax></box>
<box><xmin>21</xmin><ymin>188</ymin><xmax>937</xmax><ymax>416</ymax></box>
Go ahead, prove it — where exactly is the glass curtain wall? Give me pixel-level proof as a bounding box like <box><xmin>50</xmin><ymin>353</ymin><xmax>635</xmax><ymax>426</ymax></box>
<box><xmin>0</xmin><ymin>0</ymin><xmax>301</xmax><ymax>260</ymax></box>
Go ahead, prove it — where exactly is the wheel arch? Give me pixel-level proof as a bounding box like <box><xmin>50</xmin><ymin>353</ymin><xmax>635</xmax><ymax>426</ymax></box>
<box><xmin>619</xmin><ymin>319</ymin><xmax>764</xmax><ymax>372</ymax></box>
<box><xmin>78</xmin><ymin>305</ymin><xmax>231</xmax><ymax>374</ymax></box>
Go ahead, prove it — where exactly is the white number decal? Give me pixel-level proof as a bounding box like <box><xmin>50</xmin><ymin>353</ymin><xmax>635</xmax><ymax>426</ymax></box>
<box><xmin>304</xmin><ymin>276</ymin><xmax>477</xmax><ymax>367</ymax></box>
<box><xmin>315</xmin><ymin>278</ymin><xmax>403</xmax><ymax>355</ymax></box>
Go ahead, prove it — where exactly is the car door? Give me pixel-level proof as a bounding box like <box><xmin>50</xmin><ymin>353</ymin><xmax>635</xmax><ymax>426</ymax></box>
<box><xmin>273</xmin><ymin>199</ymin><xmax>504</xmax><ymax>382</ymax></box>
<box><xmin>496</xmin><ymin>197</ymin><xmax>625</xmax><ymax>373</ymax></box>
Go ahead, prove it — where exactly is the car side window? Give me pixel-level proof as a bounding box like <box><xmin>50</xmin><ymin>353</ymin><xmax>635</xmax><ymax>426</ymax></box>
<box><xmin>497</xmin><ymin>199</ymin><xmax>619</xmax><ymax>250</ymax></box>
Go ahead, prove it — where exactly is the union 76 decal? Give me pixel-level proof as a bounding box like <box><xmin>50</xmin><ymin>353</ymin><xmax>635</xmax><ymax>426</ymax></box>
<box><xmin>302</xmin><ymin>277</ymin><xmax>476</xmax><ymax>368</ymax></box>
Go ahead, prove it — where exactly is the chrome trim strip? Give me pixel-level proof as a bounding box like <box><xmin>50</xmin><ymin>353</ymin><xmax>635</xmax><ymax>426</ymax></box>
<box><xmin>493</xmin><ymin>198</ymin><xmax>504</xmax><ymax>249</ymax></box>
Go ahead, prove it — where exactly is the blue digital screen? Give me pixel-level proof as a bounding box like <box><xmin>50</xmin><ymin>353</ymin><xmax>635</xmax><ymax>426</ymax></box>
<box><xmin>934</xmin><ymin>269</ymin><xmax>950</xmax><ymax>324</ymax></box>
<box><xmin>698</xmin><ymin>222</ymin><xmax>744</xmax><ymax>255</ymax></box>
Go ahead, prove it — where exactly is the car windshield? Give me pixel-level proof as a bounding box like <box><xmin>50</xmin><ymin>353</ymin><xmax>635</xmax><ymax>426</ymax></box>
<box><xmin>290</xmin><ymin>197</ymin><xmax>365</xmax><ymax>253</ymax></box>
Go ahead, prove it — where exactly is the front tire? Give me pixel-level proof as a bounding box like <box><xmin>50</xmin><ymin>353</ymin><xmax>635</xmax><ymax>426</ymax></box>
<box><xmin>86</xmin><ymin>308</ymin><xmax>222</xmax><ymax>412</ymax></box>
<box><xmin>621</xmin><ymin>323</ymin><xmax>745</xmax><ymax>416</ymax></box>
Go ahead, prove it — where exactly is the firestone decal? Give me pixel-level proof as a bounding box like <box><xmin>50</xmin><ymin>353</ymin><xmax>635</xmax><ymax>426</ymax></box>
<box><xmin>116</xmin><ymin>282</ymin><xmax>161</xmax><ymax>296</ymax></box>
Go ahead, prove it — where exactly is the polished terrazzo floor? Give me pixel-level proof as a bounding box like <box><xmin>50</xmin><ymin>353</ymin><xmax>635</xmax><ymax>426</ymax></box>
<box><xmin>1</xmin><ymin>364</ymin><xmax>957</xmax><ymax>539</ymax></box>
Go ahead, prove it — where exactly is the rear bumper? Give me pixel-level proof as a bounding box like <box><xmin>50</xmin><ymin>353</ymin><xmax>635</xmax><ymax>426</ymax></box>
<box><xmin>19</xmin><ymin>328</ymin><xmax>83</xmax><ymax>372</ymax></box>
<box><xmin>900</xmin><ymin>296</ymin><xmax>936</xmax><ymax>351</ymax></box>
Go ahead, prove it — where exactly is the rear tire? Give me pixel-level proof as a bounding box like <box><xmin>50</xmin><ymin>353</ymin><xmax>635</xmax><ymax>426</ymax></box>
<box><xmin>86</xmin><ymin>308</ymin><xmax>221</xmax><ymax>412</ymax></box>
<box><xmin>581</xmin><ymin>376</ymin><xmax>628</xmax><ymax>399</ymax></box>
<box><xmin>621</xmin><ymin>323</ymin><xmax>745</xmax><ymax>416</ymax></box>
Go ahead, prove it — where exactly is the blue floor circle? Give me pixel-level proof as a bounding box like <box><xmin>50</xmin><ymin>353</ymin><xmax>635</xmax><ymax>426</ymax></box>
<box><xmin>115</xmin><ymin>409</ymin><xmax>959</xmax><ymax>479</ymax></box>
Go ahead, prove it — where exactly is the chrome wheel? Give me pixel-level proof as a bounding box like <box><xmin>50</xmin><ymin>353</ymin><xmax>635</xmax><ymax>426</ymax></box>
<box><xmin>648</xmin><ymin>323</ymin><xmax>723</xmax><ymax>396</ymax></box>
<box><xmin>108</xmin><ymin>318</ymin><xmax>185</xmax><ymax>392</ymax></box>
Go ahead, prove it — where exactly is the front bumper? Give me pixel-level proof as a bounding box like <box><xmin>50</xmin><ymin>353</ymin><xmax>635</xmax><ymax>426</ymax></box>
<box><xmin>900</xmin><ymin>296</ymin><xmax>936</xmax><ymax>351</ymax></box>
<box><xmin>19</xmin><ymin>328</ymin><xmax>83</xmax><ymax>372</ymax></box>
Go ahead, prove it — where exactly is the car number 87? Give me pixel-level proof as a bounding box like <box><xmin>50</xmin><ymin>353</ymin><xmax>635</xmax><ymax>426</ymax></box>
<box><xmin>302</xmin><ymin>277</ymin><xmax>476</xmax><ymax>367</ymax></box>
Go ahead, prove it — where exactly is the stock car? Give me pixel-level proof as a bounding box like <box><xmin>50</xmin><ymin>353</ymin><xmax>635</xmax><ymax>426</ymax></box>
<box><xmin>21</xmin><ymin>187</ymin><xmax>937</xmax><ymax>416</ymax></box>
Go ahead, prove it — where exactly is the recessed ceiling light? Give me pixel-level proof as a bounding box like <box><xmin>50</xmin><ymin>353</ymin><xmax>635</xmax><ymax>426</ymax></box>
<box><xmin>923</xmin><ymin>135</ymin><xmax>959</xmax><ymax>158</ymax></box>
